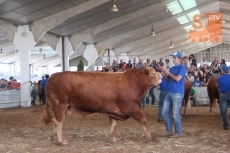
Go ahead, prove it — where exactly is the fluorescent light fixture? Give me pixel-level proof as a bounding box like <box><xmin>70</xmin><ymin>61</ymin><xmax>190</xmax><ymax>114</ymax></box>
<box><xmin>178</xmin><ymin>0</ymin><xmax>197</xmax><ymax>11</ymax></box>
<box><xmin>166</xmin><ymin>1</ymin><xmax>183</xmax><ymax>15</ymax></box>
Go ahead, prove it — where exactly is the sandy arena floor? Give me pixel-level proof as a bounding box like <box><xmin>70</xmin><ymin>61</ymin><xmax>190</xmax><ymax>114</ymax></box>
<box><xmin>0</xmin><ymin>104</ymin><xmax>230</xmax><ymax>153</ymax></box>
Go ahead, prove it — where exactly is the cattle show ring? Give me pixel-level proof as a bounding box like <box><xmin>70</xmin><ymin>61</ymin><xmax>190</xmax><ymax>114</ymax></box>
<box><xmin>0</xmin><ymin>67</ymin><xmax>230</xmax><ymax>153</ymax></box>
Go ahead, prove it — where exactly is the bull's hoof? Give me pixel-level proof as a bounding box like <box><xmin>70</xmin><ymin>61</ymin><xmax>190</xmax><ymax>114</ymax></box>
<box><xmin>60</xmin><ymin>139</ymin><xmax>68</xmax><ymax>145</ymax></box>
<box><xmin>109</xmin><ymin>137</ymin><xmax>116</xmax><ymax>143</ymax></box>
<box><xmin>144</xmin><ymin>136</ymin><xmax>152</xmax><ymax>143</ymax></box>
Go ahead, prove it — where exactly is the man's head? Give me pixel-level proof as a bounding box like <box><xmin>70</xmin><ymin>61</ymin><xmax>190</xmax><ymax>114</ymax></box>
<box><xmin>171</xmin><ymin>52</ymin><xmax>182</xmax><ymax>65</ymax></box>
<box><xmin>45</xmin><ymin>74</ymin><xmax>49</xmax><ymax>79</ymax></box>
<box><xmin>188</xmin><ymin>72</ymin><xmax>192</xmax><ymax>76</ymax></box>
<box><xmin>203</xmin><ymin>57</ymin><xmax>206</xmax><ymax>62</ymax></box>
<box><xmin>221</xmin><ymin>65</ymin><xmax>229</xmax><ymax>73</ymax></box>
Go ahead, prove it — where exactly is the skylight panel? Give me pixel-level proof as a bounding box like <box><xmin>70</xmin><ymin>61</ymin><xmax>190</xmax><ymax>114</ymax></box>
<box><xmin>166</xmin><ymin>1</ymin><xmax>183</xmax><ymax>15</ymax></box>
<box><xmin>177</xmin><ymin>15</ymin><xmax>190</xmax><ymax>24</ymax></box>
<box><xmin>187</xmin><ymin>10</ymin><xmax>201</xmax><ymax>21</ymax></box>
<box><xmin>179</xmin><ymin>0</ymin><xmax>197</xmax><ymax>11</ymax></box>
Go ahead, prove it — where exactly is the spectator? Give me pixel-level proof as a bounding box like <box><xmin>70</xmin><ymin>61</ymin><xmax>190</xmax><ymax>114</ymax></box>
<box><xmin>0</xmin><ymin>79</ymin><xmax>7</xmax><ymax>91</ymax></box>
<box><xmin>194</xmin><ymin>67</ymin><xmax>203</xmax><ymax>81</ymax></box>
<box><xmin>159</xmin><ymin>58</ymin><xmax>164</xmax><ymax>67</ymax></box>
<box><xmin>145</xmin><ymin>59</ymin><xmax>151</xmax><ymax>66</ymax></box>
<box><xmin>220</xmin><ymin>59</ymin><xmax>226</xmax><ymax>70</ymax></box>
<box><xmin>112</xmin><ymin>60</ymin><xmax>118</xmax><ymax>71</ymax></box>
<box><xmin>200</xmin><ymin>57</ymin><xmax>209</xmax><ymax>67</ymax></box>
<box><xmin>135</xmin><ymin>59</ymin><xmax>145</xmax><ymax>69</ymax></box>
<box><xmin>190</xmin><ymin>88</ymin><xmax>196</xmax><ymax>107</ymax></box>
<box><xmin>118</xmin><ymin>59</ymin><xmax>123</xmax><ymax>69</ymax></box>
<box><xmin>126</xmin><ymin>60</ymin><xmax>132</xmax><ymax>68</ymax></box>
<box><xmin>211</xmin><ymin>60</ymin><xmax>221</xmax><ymax>77</ymax></box>
<box><xmin>135</xmin><ymin>59</ymin><xmax>146</xmax><ymax>109</ymax></box>
<box><xmin>11</xmin><ymin>79</ymin><xmax>20</xmax><ymax>90</ymax></box>
<box><xmin>191</xmin><ymin>54</ymin><xmax>197</xmax><ymax>68</ymax></box>
<box><xmin>152</xmin><ymin>60</ymin><xmax>157</xmax><ymax>69</ymax></box>
<box><xmin>31</xmin><ymin>81</ymin><xmax>38</xmax><ymax>105</ymax></box>
<box><xmin>193</xmin><ymin>77</ymin><xmax>203</xmax><ymax>87</ymax></box>
<box><xmin>104</xmin><ymin>63</ymin><xmax>110</xmax><ymax>72</ymax></box>
<box><xmin>202</xmin><ymin>77</ymin><xmax>208</xmax><ymax>87</ymax></box>
<box><xmin>165</xmin><ymin>59</ymin><xmax>171</xmax><ymax>70</ymax></box>
<box><xmin>119</xmin><ymin>63</ymin><xmax>126</xmax><ymax>72</ymax></box>
<box><xmin>146</xmin><ymin>86</ymin><xmax>155</xmax><ymax>105</ymax></box>
<box><xmin>187</xmin><ymin>72</ymin><xmax>194</xmax><ymax>82</ymax></box>
<box><xmin>188</xmin><ymin>67</ymin><xmax>195</xmax><ymax>76</ymax></box>
<box><xmin>41</xmin><ymin>74</ymin><xmax>49</xmax><ymax>105</ymax></box>
<box><xmin>156</xmin><ymin>71</ymin><xmax>169</xmax><ymax>122</ymax></box>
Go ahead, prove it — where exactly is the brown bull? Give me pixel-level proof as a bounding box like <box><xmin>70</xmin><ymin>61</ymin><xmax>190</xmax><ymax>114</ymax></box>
<box><xmin>207</xmin><ymin>76</ymin><xmax>219</xmax><ymax>115</ymax></box>
<box><xmin>42</xmin><ymin>66</ymin><xmax>162</xmax><ymax>144</ymax></box>
<box><xmin>182</xmin><ymin>77</ymin><xmax>192</xmax><ymax>115</ymax></box>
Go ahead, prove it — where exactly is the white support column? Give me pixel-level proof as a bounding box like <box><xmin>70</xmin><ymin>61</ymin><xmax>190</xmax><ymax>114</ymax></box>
<box><xmin>83</xmin><ymin>44</ymin><xmax>99</xmax><ymax>70</ymax></box>
<box><xmin>55</xmin><ymin>38</ymin><xmax>63</xmax><ymax>71</ymax></box>
<box><xmin>64</xmin><ymin>37</ymin><xmax>74</xmax><ymax>71</ymax></box>
<box><xmin>55</xmin><ymin>37</ymin><xmax>74</xmax><ymax>71</ymax></box>
<box><xmin>13</xmin><ymin>25</ymin><xmax>36</xmax><ymax>107</ymax></box>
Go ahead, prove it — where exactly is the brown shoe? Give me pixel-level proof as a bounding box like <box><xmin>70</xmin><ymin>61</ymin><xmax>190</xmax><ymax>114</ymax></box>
<box><xmin>162</xmin><ymin>132</ymin><xmax>173</xmax><ymax>137</ymax></box>
<box><xmin>170</xmin><ymin>134</ymin><xmax>181</xmax><ymax>138</ymax></box>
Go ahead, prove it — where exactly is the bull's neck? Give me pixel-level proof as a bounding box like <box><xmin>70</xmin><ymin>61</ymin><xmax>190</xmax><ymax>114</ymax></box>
<box><xmin>130</xmin><ymin>70</ymin><xmax>153</xmax><ymax>95</ymax></box>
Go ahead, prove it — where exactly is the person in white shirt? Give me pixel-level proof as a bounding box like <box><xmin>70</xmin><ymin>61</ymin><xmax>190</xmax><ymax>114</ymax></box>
<box><xmin>187</xmin><ymin>72</ymin><xmax>194</xmax><ymax>82</ymax></box>
<box><xmin>200</xmin><ymin>57</ymin><xmax>209</xmax><ymax>67</ymax></box>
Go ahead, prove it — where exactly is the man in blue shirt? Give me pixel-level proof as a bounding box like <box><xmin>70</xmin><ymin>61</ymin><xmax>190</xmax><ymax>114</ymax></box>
<box><xmin>161</xmin><ymin>52</ymin><xmax>186</xmax><ymax>138</ymax></box>
<box><xmin>41</xmin><ymin>74</ymin><xmax>49</xmax><ymax>105</ymax></box>
<box><xmin>217</xmin><ymin>65</ymin><xmax>230</xmax><ymax>130</ymax></box>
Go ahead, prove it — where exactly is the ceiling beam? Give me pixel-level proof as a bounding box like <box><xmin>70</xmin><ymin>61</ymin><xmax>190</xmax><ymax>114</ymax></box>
<box><xmin>31</xmin><ymin>0</ymin><xmax>110</xmax><ymax>42</ymax></box>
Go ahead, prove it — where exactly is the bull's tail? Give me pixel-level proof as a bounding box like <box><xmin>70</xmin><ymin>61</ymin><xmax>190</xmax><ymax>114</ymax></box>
<box><xmin>41</xmin><ymin>102</ymin><xmax>53</xmax><ymax>125</ymax></box>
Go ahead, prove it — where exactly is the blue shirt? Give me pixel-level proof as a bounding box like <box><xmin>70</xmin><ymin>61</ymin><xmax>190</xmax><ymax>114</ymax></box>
<box><xmin>217</xmin><ymin>74</ymin><xmax>230</xmax><ymax>92</ymax></box>
<box><xmin>41</xmin><ymin>79</ymin><xmax>49</xmax><ymax>89</ymax></box>
<box><xmin>135</xmin><ymin>62</ymin><xmax>145</xmax><ymax>69</ymax></box>
<box><xmin>169</xmin><ymin>64</ymin><xmax>186</xmax><ymax>94</ymax></box>
<box><xmin>159</xmin><ymin>77</ymin><xmax>169</xmax><ymax>91</ymax></box>
<box><xmin>193</xmin><ymin>81</ymin><xmax>203</xmax><ymax>87</ymax></box>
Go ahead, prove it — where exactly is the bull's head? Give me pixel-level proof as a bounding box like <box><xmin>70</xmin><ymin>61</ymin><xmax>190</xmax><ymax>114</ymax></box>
<box><xmin>140</xmin><ymin>66</ymin><xmax>162</xmax><ymax>85</ymax></box>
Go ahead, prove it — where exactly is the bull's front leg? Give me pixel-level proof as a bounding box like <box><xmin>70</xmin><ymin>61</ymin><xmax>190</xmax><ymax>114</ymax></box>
<box><xmin>129</xmin><ymin>107</ymin><xmax>152</xmax><ymax>142</ymax></box>
<box><xmin>109</xmin><ymin>117</ymin><xmax>117</xmax><ymax>143</ymax></box>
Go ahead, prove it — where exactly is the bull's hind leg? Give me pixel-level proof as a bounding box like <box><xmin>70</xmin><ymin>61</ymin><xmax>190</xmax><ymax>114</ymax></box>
<box><xmin>109</xmin><ymin>117</ymin><xmax>117</xmax><ymax>143</ymax></box>
<box><xmin>52</xmin><ymin>104</ymin><xmax>68</xmax><ymax>145</ymax></box>
<box><xmin>209</xmin><ymin>98</ymin><xmax>215</xmax><ymax>116</ymax></box>
<box><xmin>51</xmin><ymin>124</ymin><xmax>57</xmax><ymax>141</ymax></box>
<box><xmin>129</xmin><ymin>107</ymin><xmax>152</xmax><ymax>141</ymax></box>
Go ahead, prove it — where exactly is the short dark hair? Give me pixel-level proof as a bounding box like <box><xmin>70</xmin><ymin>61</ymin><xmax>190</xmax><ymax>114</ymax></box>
<box><xmin>45</xmin><ymin>74</ymin><xmax>49</xmax><ymax>79</ymax></box>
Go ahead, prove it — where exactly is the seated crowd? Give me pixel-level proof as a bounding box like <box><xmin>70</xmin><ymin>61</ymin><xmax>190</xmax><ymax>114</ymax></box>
<box><xmin>99</xmin><ymin>55</ymin><xmax>229</xmax><ymax>88</ymax></box>
<box><xmin>0</xmin><ymin>76</ymin><xmax>20</xmax><ymax>91</ymax></box>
